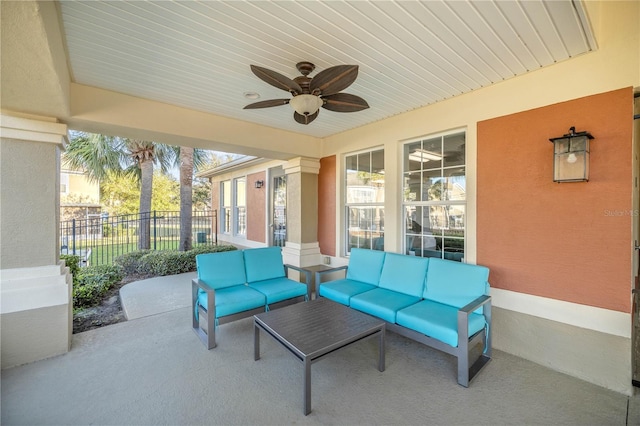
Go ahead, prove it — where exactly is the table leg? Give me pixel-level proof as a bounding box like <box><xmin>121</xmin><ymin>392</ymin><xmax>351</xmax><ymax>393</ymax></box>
<box><xmin>305</xmin><ymin>270</ymin><xmax>313</xmax><ymax>300</ymax></box>
<box><xmin>304</xmin><ymin>357</ymin><xmax>311</xmax><ymax>415</ymax></box>
<box><xmin>254</xmin><ymin>321</ymin><xmax>261</xmax><ymax>361</ymax></box>
<box><xmin>378</xmin><ymin>327</ymin><xmax>386</xmax><ymax>372</ymax></box>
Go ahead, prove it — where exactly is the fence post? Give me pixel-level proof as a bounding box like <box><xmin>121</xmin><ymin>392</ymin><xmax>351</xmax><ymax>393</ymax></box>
<box><xmin>153</xmin><ymin>210</ymin><xmax>157</xmax><ymax>251</ymax></box>
<box><xmin>72</xmin><ymin>218</ymin><xmax>76</xmax><ymax>255</ymax></box>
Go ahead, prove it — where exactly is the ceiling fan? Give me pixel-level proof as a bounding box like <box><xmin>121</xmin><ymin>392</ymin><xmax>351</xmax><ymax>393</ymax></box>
<box><xmin>243</xmin><ymin>61</ymin><xmax>369</xmax><ymax>125</ymax></box>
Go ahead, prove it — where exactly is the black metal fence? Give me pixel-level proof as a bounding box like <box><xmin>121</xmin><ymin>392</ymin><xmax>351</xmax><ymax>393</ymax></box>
<box><xmin>60</xmin><ymin>210</ymin><xmax>217</xmax><ymax>266</ymax></box>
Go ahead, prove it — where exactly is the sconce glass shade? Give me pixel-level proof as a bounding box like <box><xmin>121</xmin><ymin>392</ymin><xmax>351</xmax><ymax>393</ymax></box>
<box><xmin>549</xmin><ymin>129</ymin><xmax>593</xmax><ymax>182</ymax></box>
<box><xmin>289</xmin><ymin>94</ymin><xmax>323</xmax><ymax>116</ymax></box>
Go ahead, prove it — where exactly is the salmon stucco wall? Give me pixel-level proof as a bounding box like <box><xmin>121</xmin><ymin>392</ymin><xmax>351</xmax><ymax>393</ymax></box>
<box><xmin>247</xmin><ymin>171</ymin><xmax>266</xmax><ymax>243</ymax></box>
<box><xmin>210</xmin><ymin>182</ymin><xmax>219</xmax><ymax>236</ymax></box>
<box><xmin>318</xmin><ymin>156</ymin><xmax>336</xmax><ymax>256</ymax></box>
<box><xmin>477</xmin><ymin>88</ymin><xmax>633</xmax><ymax>313</ymax></box>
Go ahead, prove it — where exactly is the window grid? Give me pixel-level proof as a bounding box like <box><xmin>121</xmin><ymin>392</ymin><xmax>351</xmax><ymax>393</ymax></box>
<box><xmin>345</xmin><ymin>148</ymin><xmax>385</xmax><ymax>255</ymax></box>
<box><xmin>234</xmin><ymin>178</ymin><xmax>246</xmax><ymax>236</ymax></box>
<box><xmin>220</xmin><ymin>180</ymin><xmax>231</xmax><ymax>234</ymax></box>
<box><xmin>403</xmin><ymin>131</ymin><xmax>466</xmax><ymax>261</ymax></box>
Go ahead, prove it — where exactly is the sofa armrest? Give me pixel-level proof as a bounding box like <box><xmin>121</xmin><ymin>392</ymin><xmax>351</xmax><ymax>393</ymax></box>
<box><xmin>457</xmin><ymin>294</ymin><xmax>492</xmax><ymax>358</ymax></box>
<box><xmin>283</xmin><ymin>264</ymin><xmax>312</xmax><ymax>300</ymax></box>
<box><xmin>459</xmin><ymin>294</ymin><xmax>491</xmax><ymax>314</ymax></box>
<box><xmin>191</xmin><ymin>278</ymin><xmax>217</xmax><ymax>349</ymax></box>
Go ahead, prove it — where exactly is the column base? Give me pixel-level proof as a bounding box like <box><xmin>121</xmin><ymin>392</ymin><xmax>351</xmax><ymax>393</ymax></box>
<box><xmin>1</xmin><ymin>263</ymin><xmax>72</xmax><ymax>369</ymax></box>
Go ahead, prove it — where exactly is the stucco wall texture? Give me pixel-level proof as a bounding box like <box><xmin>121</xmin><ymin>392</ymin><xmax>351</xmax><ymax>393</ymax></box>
<box><xmin>477</xmin><ymin>88</ymin><xmax>633</xmax><ymax>313</ymax></box>
<box><xmin>246</xmin><ymin>171</ymin><xmax>266</xmax><ymax>243</ymax></box>
<box><xmin>318</xmin><ymin>156</ymin><xmax>337</xmax><ymax>256</ymax></box>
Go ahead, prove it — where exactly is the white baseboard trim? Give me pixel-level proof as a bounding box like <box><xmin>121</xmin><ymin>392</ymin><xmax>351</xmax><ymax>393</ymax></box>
<box><xmin>491</xmin><ymin>287</ymin><xmax>631</xmax><ymax>338</ymax></box>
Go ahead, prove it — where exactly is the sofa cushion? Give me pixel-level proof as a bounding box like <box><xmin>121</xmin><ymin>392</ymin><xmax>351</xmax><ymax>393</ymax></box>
<box><xmin>396</xmin><ymin>299</ymin><xmax>486</xmax><ymax>348</ymax></box>
<box><xmin>196</xmin><ymin>250</ymin><xmax>246</xmax><ymax>289</ymax></box>
<box><xmin>318</xmin><ymin>279</ymin><xmax>377</xmax><ymax>306</ymax></box>
<box><xmin>345</xmin><ymin>248</ymin><xmax>386</xmax><ymax>286</ymax></box>
<box><xmin>423</xmin><ymin>258</ymin><xmax>489</xmax><ymax>309</ymax></box>
<box><xmin>198</xmin><ymin>285</ymin><xmax>265</xmax><ymax>318</ymax></box>
<box><xmin>243</xmin><ymin>247</ymin><xmax>286</xmax><ymax>283</ymax></box>
<box><xmin>248</xmin><ymin>277</ymin><xmax>307</xmax><ymax>305</ymax></box>
<box><xmin>378</xmin><ymin>253</ymin><xmax>429</xmax><ymax>297</ymax></box>
<box><xmin>350</xmin><ymin>288</ymin><xmax>421</xmax><ymax>323</ymax></box>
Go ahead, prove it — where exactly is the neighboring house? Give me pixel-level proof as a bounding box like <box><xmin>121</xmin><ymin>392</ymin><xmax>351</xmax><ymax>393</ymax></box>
<box><xmin>60</xmin><ymin>169</ymin><xmax>101</xmax><ymax>222</ymax></box>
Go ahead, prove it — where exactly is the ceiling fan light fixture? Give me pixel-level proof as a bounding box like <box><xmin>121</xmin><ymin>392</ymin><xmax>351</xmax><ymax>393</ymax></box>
<box><xmin>289</xmin><ymin>94</ymin><xmax>323</xmax><ymax>116</ymax></box>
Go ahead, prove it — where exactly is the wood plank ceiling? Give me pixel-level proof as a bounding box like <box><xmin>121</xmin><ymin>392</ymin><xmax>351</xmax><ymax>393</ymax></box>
<box><xmin>58</xmin><ymin>0</ymin><xmax>596</xmax><ymax>138</ymax></box>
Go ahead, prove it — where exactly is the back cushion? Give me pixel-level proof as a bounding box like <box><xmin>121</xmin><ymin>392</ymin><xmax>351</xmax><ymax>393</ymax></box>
<box><xmin>196</xmin><ymin>250</ymin><xmax>246</xmax><ymax>289</ymax></box>
<box><xmin>346</xmin><ymin>248</ymin><xmax>386</xmax><ymax>286</ymax></box>
<box><xmin>423</xmin><ymin>258</ymin><xmax>489</xmax><ymax>308</ymax></box>
<box><xmin>243</xmin><ymin>247</ymin><xmax>286</xmax><ymax>283</ymax></box>
<box><xmin>378</xmin><ymin>254</ymin><xmax>429</xmax><ymax>297</ymax></box>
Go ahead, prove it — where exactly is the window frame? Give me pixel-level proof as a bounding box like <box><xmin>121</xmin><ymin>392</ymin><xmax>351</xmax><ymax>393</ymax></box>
<box><xmin>233</xmin><ymin>177</ymin><xmax>246</xmax><ymax>237</ymax></box>
<box><xmin>401</xmin><ymin>129</ymin><xmax>466</xmax><ymax>261</ymax></box>
<box><xmin>220</xmin><ymin>180</ymin><xmax>232</xmax><ymax>235</ymax></box>
<box><xmin>344</xmin><ymin>147</ymin><xmax>385</xmax><ymax>256</ymax></box>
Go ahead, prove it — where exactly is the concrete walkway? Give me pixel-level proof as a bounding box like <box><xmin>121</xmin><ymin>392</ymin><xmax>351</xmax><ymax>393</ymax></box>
<box><xmin>1</xmin><ymin>272</ymin><xmax>639</xmax><ymax>425</ymax></box>
<box><xmin>119</xmin><ymin>271</ymin><xmax>196</xmax><ymax>320</ymax></box>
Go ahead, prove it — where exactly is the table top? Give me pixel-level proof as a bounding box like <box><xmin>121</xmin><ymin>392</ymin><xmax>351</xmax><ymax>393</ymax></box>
<box><xmin>254</xmin><ymin>298</ymin><xmax>384</xmax><ymax>359</ymax></box>
<box><xmin>295</xmin><ymin>264</ymin><xmax>345</xmax><ymax>273</ymax></box>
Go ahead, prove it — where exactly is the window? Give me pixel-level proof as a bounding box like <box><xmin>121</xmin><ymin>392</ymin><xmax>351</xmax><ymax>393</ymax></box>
<box><xmin>221</xmin><ymin>180</ymin><xmax>231</xmax><ymax>234</ymax></box>
<box><xmin>403</xmin><ymin>131</ymin><xmax>466</xmax><ymax>261</ymax></box>
<box><xmin>234</xmin><ymin>178</ymin><xmax>246</xmax><ymax>236</ymax></box>
<box><xmin>345</xmin><ymin>149</ymin><xmax>384</xmax><ymax>254</ymax></box>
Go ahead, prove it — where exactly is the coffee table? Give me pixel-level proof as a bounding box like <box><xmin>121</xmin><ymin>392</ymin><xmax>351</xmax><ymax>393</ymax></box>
<box><xmin>254</xmin><ymin>298</ymin><xmax>385</xmax><ymax>415</ymax></box>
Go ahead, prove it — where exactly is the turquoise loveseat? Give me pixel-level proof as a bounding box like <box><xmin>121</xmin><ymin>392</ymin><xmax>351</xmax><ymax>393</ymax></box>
<box><xmin>318</xmin><ymin>248</ymin><xmax>491</xmax><ymax>387</ymax></box>
<box><xmin>192</xmin><ymin>247</ymin><xmax>308</xmax><ymax>349</ymax></box>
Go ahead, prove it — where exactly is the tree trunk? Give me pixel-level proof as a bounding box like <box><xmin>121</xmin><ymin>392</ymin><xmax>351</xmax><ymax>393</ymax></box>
<box><xmin>179</xmin><ymin>146</ymin><xmax>194</xmax><ymax>251</ymax></box>
<box><xmin>138</xmin><ymin>158</ymin><xmax>153</xmax><ymax>250</ymax></box>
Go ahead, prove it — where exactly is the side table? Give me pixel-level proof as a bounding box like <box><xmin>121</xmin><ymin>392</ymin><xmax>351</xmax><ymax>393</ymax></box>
<box><xmin>295</xmin><ymin>264</ymin><xmax>347</xmax><ymax>300</ymax></box>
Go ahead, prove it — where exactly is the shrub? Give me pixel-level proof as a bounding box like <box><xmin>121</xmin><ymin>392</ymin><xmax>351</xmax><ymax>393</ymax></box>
<box><xmin>73</xmin><ymin>264</ymin><xmax>124</xmax><ymax>310</ymax></box>
<box><xmin>120</xmin><ymin>244</ymin><xmax>238</xmax><ymax>277</ymax></box>
<box><xmin>136</xmin><ymin>250</ymin><xmax>192</xmax><ymax>276</ymax></box>
<box><xmin>60</xmin><ymin>255</ymin><xmax>81</xmax><ymax>283</ymax></box>
<box><xmin>114</xmin><ymin>250</ymin><xmax>152</xmax><ymax>275</ymax></box>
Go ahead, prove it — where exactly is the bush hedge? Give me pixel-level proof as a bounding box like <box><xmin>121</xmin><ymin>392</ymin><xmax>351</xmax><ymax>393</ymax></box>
<box><xmin>114</xmin><ymin>244</ymin><xmax>237</xmax><ymax>277</ymax></box>
<box><xmin>72</xmin><ymin>264</ymin><xmax>124</xmax><ymax>310</ymax></box>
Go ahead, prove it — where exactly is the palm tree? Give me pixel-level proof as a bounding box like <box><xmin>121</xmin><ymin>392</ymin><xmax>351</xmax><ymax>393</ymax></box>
<box><xmin>175</xmin><ymin>146</ymin><xmax>209</xmax><ymax>251</ymax></box>
<box><xmin>64</xmin><ymin>132</ymin><xmax>176</xmax><ymax>250</ymax></box>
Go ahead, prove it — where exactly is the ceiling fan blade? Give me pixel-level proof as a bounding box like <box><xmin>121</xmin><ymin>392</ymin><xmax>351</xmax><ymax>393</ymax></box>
<box><xmin>293</xmin><ymin>110</ymin><xmax>319</xmax><ymax>125</ymax></box>
<box><xmin>309</xmin><ymin>65</ymin><xmax>359</xmax><ymax>96</ymax></box>
<box><xmin>321</xmin><ymin>93</ymin><xmax>369</xmax><ymax>112</ymax></box>
<box><xmin>243</xmin><ymin>99</ymin><xmax>290</xmax><ymax>109</ymax></box>
<box><xmin>250</xmin><ymin>65</ymin><xmax>302</xmax><ymax>94</ymax></box>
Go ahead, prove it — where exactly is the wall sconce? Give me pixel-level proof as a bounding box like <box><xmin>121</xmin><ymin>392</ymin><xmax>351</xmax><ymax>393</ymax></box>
<box><xmin>254</xmin><ymin>180</ymin><xmax>264</xmax><ymax>189</ymax></box>
<box><xmin>549</xmin><ymin>127</ymin><xmax>594</xmax><ymax>182</ymax></box>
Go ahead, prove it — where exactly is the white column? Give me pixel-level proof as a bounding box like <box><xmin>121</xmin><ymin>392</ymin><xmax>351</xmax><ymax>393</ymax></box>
<box><xmin>282</xmin><ymin>157</ymin><xmax>322</xmax><ymax>267</ymax></box>
<box><xmin>1</xmin><ymin>113</ymin><xmax>73</xmax><ymax>368</ymax></box>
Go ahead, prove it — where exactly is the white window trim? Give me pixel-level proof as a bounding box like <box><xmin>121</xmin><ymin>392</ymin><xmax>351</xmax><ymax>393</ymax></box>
<box><xmin>344</xmin><ymin>147</ymin><xmax>385</xmax><ymax>256</ymax></box>
<box><xmin>401</xmin><ymin>129</ymin><xmax>467</xmax><ymax>260</ymax></box>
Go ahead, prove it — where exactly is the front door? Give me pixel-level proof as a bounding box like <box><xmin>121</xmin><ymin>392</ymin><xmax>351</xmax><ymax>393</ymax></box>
<box><xmin>270</xmin><ymin>167</ymin><xmax>287</xmax><ymax>247</ymax></box>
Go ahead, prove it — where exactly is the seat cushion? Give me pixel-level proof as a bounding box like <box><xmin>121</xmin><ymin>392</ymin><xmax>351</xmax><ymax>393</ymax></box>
<box><xmin>423</xmin><ymin>258</ymin><xmax>489</xmax><ymax>310</ymax></box>
<box><xmin>196</xmin><ymin>250</ymin><xmax>246</xmax><ymax>290</ymax></box>
<box><xmin>318</xmin><ymin>279</ymin><xmax>377</xmax><ymax>306</ymax></box>
<box><xmin>378</xmin><ymin>253</ymin><xmax>429</xmax><ymax>297</ymax></box>
<box><xmin>350</xmin><ymin>288</ymin><xmax>421</xmax><ymax>323</ymax></box>
<box><xmin>345</xmin><ymin>248</ymin><xmax>386</xmax><ymax>286</ymax></box>
<box><xmin>243</xmin><ymin>247</ymin><xmax>286</xmax><ymax>283</ymax></box>
<box><xmin>396</xmin><ymin>299</ymin><xmax>486</xmax><ymax>348</ymax></box>
<box><xmin>198</xmin><ymin>285</ymin><xmax>265</xmax><ymax>318</ymax></box>
<box><xmin>248</xmin><ymin>277</ymin><xmax>307</xmax><ymax>304</ymax></box>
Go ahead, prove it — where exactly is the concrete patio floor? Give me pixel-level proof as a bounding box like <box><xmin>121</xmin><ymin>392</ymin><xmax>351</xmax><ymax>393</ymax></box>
<box><xmin>1</xmin><ymin>272</ymin><xmax>639</xmax><ymax>425</ymax></box>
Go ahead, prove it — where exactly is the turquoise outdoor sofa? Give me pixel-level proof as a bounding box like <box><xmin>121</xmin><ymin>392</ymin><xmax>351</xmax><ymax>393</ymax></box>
<box><xmin>318</xmin><ymin>248</ymin><xmax>492</xmax><ymax>387</ymax></box>
<box><xmin>192</xmin><ymin>247</ymin><xmax>308</xmax><ymax>349</ymax></box>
